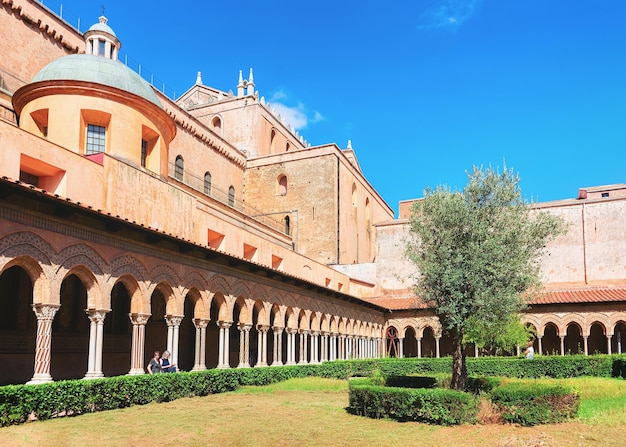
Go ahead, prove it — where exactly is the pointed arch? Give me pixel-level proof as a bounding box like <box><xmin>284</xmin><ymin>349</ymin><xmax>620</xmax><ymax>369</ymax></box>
<box><xmin>61</xmin><ymin>265</ymin><xmax>101</xmax><ymax>310</ymax></box>
<box><xmin>54</xmin><ymin>243</ymin><xmax>106</xmax><ymax>276</ymax></box>
<box><xmin>1</xmin><ymin>255</ymin><xmax>50</xmax><ymax>305</ymax></box>
<box><xmin>109</xmin><ymin>255</ymin><xmax>148</xmax><ymax>284</ymax></box>
<box><xmin>208</xmin><ymin>274</ymin><xmax>231</xmax><ymax>296</ymax></box>
<box><xmin>0</xmin><ymin>231</ymin><xmax>55</xmax><ymax>267</ymax></box>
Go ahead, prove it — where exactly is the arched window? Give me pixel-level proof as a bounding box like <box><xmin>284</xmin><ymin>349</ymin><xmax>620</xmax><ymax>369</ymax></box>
<box><xmin>365</xmin><ymin>197</ymin><xmax>371</xmax><ymax>226</ymax></box>
<box><xmin>174</xmin><ymin>155</ymin><xmax>184</xmax><ymax>181</ymax></box>
<box><xmin>284</xmin><ymin>215</ymin><xmax>291</xmax><ymax>235</ymax></box>
<box><xmin>228</xmin><ymin>186</ymin><xmax>235</xmax><ymax>207</ymax></box>
<box><xmin>204</xmin><ymin>171</ymin><xmax>212</xmax><ymax>195</ymax></box>
<box><xmin>351</xmin><ymin>183</ymin><xmax>357</xmax><ymax>207</ymax></box>
<box><xmin>211</xmin><ymin>116</ymin><xmax>222</xmax><ymax>134</ymax></box>
<box><xmin>278</xmin><ymin>174</ymin><xmax>287</xmax><ymax>195</ymax></box>
<box><xmin>285</xmin><ymin>142</ymin><xmax>290</xmax><ymax>152</ymax></box>
<box><xmin>270</xmin><ymin>129</ymin><xmax>276</xmax><ymax>153</ymax></box>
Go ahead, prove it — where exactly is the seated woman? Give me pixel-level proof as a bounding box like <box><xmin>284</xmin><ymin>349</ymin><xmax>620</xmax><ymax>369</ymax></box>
<box><xmin>160</xmin><ymin>350</ymin><xmax>177</xmax><ymax>372</ymax></box>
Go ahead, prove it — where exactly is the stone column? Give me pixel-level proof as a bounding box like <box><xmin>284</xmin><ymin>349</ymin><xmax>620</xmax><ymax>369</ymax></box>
<box><xmin>475</xmin><ymin>344</ymin><xmax>479</xmax><ymax>358</ymax></box>
<box><xmin>192</xmin><ymin>318</ymin><xmax>209</xmax><ymax>371</ymax></box>
<box><xmin>302</xmin><ymin>331</ymin><xmax>311</xmax><ymax>363</ymax></box>
<box><xmin>583</xmin><ymin>335</ymin><xmax>589</xmax><ymax>356</ymax></box>
<box><xmin>291</xmin><ymin>330</ymin><xmax>298</xmax><ymax>364</ymax></box>
<box><xmin>256</xmin><ymin>325</ymin><xmax>269</xmax><ymax>367</ymax></box>
<box><xmin>237</xmin><ymin>323</ymin><xmax>251</xmax><ymax>368</ymax></box>
<box><xmin>607</xmin><ymin>335</ymin><xmax>613</xmax><ymax>355</ymax></box>
<box><xmin>298</xmin><ymin>330</ymin><xmax>306</xmax><ymax>364</ymax></box>
<box><xmin>271</xmin><ymin>327</ymin><xmax>283</xmax><ymax>366</ymax></box>
<box><xmin>435</xmin><ymin>336</ymin><xmax>441</xmax><ymax>358</ymax></box>
<box><xmin>28</xmin><ymin>304</ymin><xmax>60</xmax><ymax>384</ymax></box>
<box><xmin>218</xmin><ymin>321</ymin><xmax>232</xmax><ymax>368</ymax></box>
<box><xmin>311</xmin><ymin>331</ymin><xmax>320</xmax><ymax>363</ymax></box>
<box><xmin>84</xmin><ymin>309</ymin><xmax>107</xmax><ymax>379</ymax></box>
<box><xmin>416</xmin><ymin>337</ymin><xmax>422</xmax><ymax>358</ymax></box>
<box><xmin>398</xmin><ymin>337</ymin><xmax>404</xmax><ymax>358</ymax></box>
<box><xmin>284</xmin><ymin>328</ymin><xmax>296</xmax><ymax>365</ymax></box>
<box><xmin>538</xmin><ymin>336</ymin><xmax>543</xmax><ymax>355</ymax></box>
<box><xmin>166</xmin><ymin>316</ymin><xmax>183</xmax><ymax>368</ymax></box>
<box><xmin>285</xmin><ymin>329</ymin><xmax>292</xmax><ymax>364</ymax></box>
<box><xmin>128</xmin><ymin>313</ymin><xmax>150</xmax><ymax>375</ymax></box>
<box><xmin>347</xmin><ymin>335</ymin><xmax>352</xmax><ymax>359</ymax></box>
<box><xmin>261</xmin><ymin>325</ymin><xmax>269</xmax><ymax>366</ymax></box>
<box><xmin>560</xmin><ymin>336</ymin><xmax>565</xmax><ymax>356</ymax></box>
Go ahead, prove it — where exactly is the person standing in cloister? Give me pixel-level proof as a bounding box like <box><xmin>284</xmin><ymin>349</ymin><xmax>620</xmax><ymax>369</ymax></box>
<box><xmin>147</xmin><ymin>351</ymin><xmax>162</xmax><ymax>373</ymax></box>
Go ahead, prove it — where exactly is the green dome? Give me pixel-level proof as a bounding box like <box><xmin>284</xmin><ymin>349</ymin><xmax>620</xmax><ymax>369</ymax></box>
<box><xmin>32</xmin><ymin>54</ymin><xmax>162</xmax><ymax>107</ymax></box>
<box><xmin>87</xmin><ymin>21</ymin><xmax>117</xmax><ymax>37</ymax></box>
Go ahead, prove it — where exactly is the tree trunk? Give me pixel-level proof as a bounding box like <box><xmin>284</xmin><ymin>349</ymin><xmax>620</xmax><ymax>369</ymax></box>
<box><xmin>450</xmin><ymin>331</ymin><xmax>467</xmax><ymax>391</ymax></box>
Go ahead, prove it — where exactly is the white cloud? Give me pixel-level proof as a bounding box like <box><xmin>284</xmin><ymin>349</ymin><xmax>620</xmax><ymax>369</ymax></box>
<box><xmin>271</xmin><ymin>102</ymin><xmax>308</xmax><ymax>130</ymax></box>
<box><xmin>268</xmin><ymin>91</ymin><xmax>324</xmax><ymax>130</ymax></box>
<box><xmin>312</xmin><ymin>110</ymin><xmax>325</xmax><ymax>123</ymax></box>
<box><xmin>418</xmin><ymin>0</ymin><xmax>482</xmax><ymax>30</ymax></box>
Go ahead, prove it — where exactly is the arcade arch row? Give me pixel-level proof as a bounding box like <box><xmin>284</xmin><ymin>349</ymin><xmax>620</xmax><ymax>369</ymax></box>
<box><xmin>0</xmin><ymin>232</ymin><xmax>385</xmax><ymax>385</ymax></box>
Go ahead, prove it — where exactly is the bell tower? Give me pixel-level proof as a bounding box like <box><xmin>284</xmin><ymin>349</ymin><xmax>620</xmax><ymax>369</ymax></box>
<box><xmin>83</xmin><ymin>16</ymin><xmax>121</xmax><ymax>61</ymax></box>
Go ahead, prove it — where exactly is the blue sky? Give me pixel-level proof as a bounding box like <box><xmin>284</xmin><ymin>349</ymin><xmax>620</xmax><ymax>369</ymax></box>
<box><xmin>43</xmin><ymin>0</ymin><xmax>625</xmax><ymax>214</ymax></box>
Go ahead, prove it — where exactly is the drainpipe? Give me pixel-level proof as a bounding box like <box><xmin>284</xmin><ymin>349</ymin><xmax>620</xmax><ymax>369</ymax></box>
<box><xmin>336</xmin><ymin>155</ymin><xmax>341</xmax><ymax>264</ymax></box>
<box><xmin>581</xmin><ymin>203</ymin><xmax>588</xmax><ymax>285</ymax></box>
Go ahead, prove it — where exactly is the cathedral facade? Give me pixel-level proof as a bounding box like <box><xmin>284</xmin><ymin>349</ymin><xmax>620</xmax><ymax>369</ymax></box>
<box><xmin>0</xmin><ymin>0</ymin><xmax>624</xmax><ymax>385</ymax></box>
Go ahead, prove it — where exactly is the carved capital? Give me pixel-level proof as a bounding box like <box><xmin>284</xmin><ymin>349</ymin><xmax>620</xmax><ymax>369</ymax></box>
<box><xmin>238</xmin><ymin>323</ymin><xmax>252</xmax><ymax>332</ymax></box>
<box><xmin>166</xmin><ymin>315</ymin><xmax>184</xmax><ymax>327</ymax></box>
<box><xmin>32</xmin><ymin>303</ymin><xmax>60</xmax><ymax>321</ymax></box>
<box><xmin>129</xmin><ymin>313</ymin><xmax>150</xmax><ymax>325</ymax></box>
<box><xmin>86</xmin><ymin>309</ymin><xmax>108</xmax><ymax>324</ymax></box>
<box><xmin>193</xmin><ymin>318</ymin><xmax>210</xmax><ymax>329</ymax></box>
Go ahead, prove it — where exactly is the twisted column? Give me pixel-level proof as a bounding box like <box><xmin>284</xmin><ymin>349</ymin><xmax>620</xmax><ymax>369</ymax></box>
<box><xmin>28</xmin><ymin>304</ymin><xmax>60</xmax><ymax>384</ymax></box>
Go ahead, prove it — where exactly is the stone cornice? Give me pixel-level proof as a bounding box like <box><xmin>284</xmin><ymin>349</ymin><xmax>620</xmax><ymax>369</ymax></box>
<box><xmin>12</xmin><ymin>80</ymin><xmax>176</xmax><ymax>143</ymax></box>
<box><xmin>162</xmin><ymin>105</ymin><xmax>247</xmax><ymax>169</ymax></box>
<box><xmin>3</xmin><ymin>0</ymin><xmax>82</xmax><ymax>53</ymax></box>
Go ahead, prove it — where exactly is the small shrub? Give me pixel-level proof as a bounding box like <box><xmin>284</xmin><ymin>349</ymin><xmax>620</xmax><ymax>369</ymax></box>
<box><xmin>385</xmin><ymin>375</ymin><xmax>438</xmax><ymax>389</ymax></box>
<box><xmin>370</xmin><ymin>369</ymin><xmax>385</xmax><ymax>386</ymax></box>
<box><xmin>348</xmin><ymin>379</ymin><xmax>478</xmax><ymax>425</ymax></box>
<box><xmin>490</xmin><ymin>382</ymin><xmax>579</xmax><ymax>426</ymax></box>
<box><xmin>465</xmin><ymin>377</ymin><xmax>502</xmax><ymax>394</ymax></box>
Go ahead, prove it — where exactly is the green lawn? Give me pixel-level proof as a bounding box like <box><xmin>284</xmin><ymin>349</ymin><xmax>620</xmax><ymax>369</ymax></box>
<box><xmin>0</xmin><ymin>376</ymin><xmax>624</xmax><ymax>447</ymax></box>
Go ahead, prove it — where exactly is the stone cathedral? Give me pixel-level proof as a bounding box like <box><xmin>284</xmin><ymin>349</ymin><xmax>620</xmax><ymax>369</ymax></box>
<box><xmin>1</xmin><ymin>0</ymin><xmax>624</xmax><ymax>385</ymax></box>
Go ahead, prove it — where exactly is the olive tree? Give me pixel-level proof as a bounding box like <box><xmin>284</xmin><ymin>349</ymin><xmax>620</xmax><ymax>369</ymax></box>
<box><xmin>406</xmin><ymin>166</ymin><xmax>565</xmax><ymax>391</ymax></box>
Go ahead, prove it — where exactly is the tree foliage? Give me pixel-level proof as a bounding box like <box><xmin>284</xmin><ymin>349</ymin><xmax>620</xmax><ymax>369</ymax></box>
<box><xmin>406</xmin><ymin>165</ymin><xmax>565</xmax><ymax>390</ymax></box>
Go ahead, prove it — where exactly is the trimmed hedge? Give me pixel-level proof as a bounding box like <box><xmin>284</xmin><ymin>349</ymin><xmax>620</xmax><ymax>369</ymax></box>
<box><xmin>490</xmin><ymin>382</ymin><xmax>579</xmax><ymax>426</ymax></box>
<box><xmin>348</xmin><ymin>378</ymin><xmax>479</xmax><ymax>425</ymax></box>
<box><xmin>1</xmin><ymin>354</ymin><xmax>623</xmax><ymax>427</ymax></box>
<box><xmin>385</xmin><ymin>375</ymin><xmax>439</xmax><ymax>389</ymax></box>
<box><xmin>0</xmin><ymin>366</ymin><xmax>318</xmax><ymax>427</ymax></box>
<box><xmin>465</xmin><ymin>376</ymin><xmax>502</xmax><ymax>394</ymax></box>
